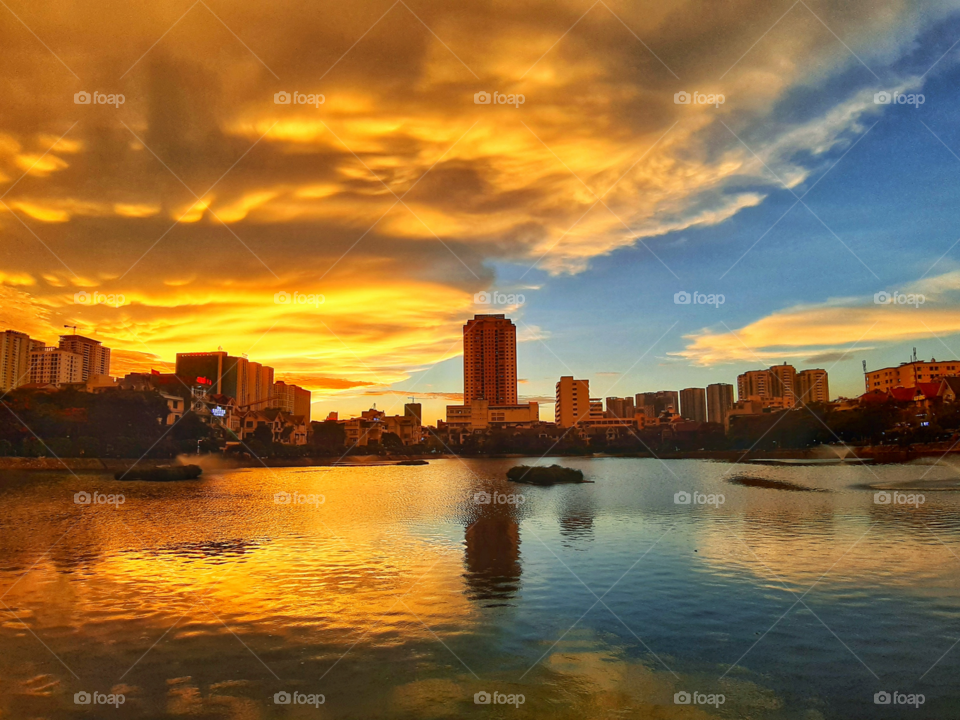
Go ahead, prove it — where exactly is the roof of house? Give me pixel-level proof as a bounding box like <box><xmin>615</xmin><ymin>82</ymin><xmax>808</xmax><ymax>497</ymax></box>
<box><xmin>888</xmin><ymin>386</ymin><xmax>919</xmax><ymax>402</ymax></box>
<box><xmin>940</xmin><ymin>377</ymin><xmax>960</xmax><ymax>395</ymax></box>
<box><xmin>859</xmin><ymin>389</ymin><xmax>891</xmax><ymax>404</ymax></box>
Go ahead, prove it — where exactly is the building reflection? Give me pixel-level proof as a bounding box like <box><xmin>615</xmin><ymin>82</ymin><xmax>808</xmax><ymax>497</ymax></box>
<box><xmin>558</xmin><ymin>492</ymin><xmax>596</xmax><ymax>548</ymax></box>
<box><xmin>463</xmin><ymin>497</ymin><xmax>521</xmax><ymax>605</ymax></box>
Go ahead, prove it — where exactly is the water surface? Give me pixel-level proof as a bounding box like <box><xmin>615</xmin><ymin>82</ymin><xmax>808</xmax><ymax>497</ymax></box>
<box><xmin>1</xmin><ymin>457</ymin><xmax>958</xmax><ymax>718</ymax></box>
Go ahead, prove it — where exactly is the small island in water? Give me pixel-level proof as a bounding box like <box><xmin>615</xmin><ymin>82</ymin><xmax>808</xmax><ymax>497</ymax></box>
<box><xmin>507</xmin><ymin>465</ymin><xmax>589</xmax><ymax>485</ymax></box>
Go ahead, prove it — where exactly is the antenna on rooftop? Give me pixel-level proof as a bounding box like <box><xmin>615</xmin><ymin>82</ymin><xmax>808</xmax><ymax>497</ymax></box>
<box><xmin>913</xmin><ymin>347</ymin><xmax>917</xmax><ymax>363</ymax></box>
<box><xmin>862</xmin><ymin>360</ymin><xmax>867</xmax><ymax>374</ymax></box>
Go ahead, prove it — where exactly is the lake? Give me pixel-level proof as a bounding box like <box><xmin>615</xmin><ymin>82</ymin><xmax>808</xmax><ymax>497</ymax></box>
<box><xmin>1</xmin><ymin>457</ymin><xmax>958</xmax><ymax>718</ymax></box>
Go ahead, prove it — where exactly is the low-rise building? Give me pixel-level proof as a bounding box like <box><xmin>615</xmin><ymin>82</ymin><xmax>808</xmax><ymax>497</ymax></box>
<box><xmin>446</xmin><ymin>399</ymin><xmax>540</xmax><ymax>432</ymax></box>
<box><xmin>865</xmin><ymin>358</ymin><xmax>960</xmax><ymax>392</ymax></box>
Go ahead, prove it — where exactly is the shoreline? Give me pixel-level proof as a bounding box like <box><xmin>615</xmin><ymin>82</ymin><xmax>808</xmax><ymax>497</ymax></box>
<box><xmin>1</xmin><ymin>445</ymin><xmax>959</xmax><ymax>472</ymax></box>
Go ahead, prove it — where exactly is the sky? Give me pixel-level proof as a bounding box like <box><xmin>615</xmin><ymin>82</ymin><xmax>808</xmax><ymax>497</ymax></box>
<box><xmin>2</xmin><ymin>0</ymin><xmax>960</xmax><ymax>424</ymax></box>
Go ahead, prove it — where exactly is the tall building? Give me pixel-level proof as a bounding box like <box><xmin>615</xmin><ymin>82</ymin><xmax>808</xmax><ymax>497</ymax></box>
<box><xmin>737</xmin><ymin>369</ymin><xmax>773</xmax><ymax>402</ymax></box>
<box><xmin>635</xmin><ymin>390</ymin><xmax>678</xmax><ymax>418</ymax></box>
<box><xmin>605</xmin><ymin>396</ymin><xmax>635</xmax><ymax>419</ymax></box>
<box><xmin>864</xmin><ymin>358</ymin><xmax>960</xmax><ymax>391</ymax></box>
<box><xmin>796</xmin><ymin>369</ymin><xmax>829</xmax><ymax>403</ymax></box>
<box><xmin>463</xmin><ymin>314</ymin><xmax>517</xmax><ymax>406</ymax></box>
<box><xmin>272</xmin><ymin>380</ymin><xmax>311</xmax><ymax>422</ymax></box>
<box><xmin>0</xmin><ymin>330</ymin><xmax>34</xmax><ymax>392</ymax></box>
<box><xmin>706</xmin><ymin>383</ymin><xmax>734</xmax><ymax>425</ymax></box>
<box><xmin>404</xmin><ymin>402</ymin><xmax>422</xmax><ymax>424</ymax></box>
<box><xmin>30</xmin><ymin>346</ymin><xmax>82</xmax><ymax>385</ymax></box>
<box><xmin>679</xmin><ymin>387</ymin><xmax>707</xmax><ymax>422</ymax></box>
<box><xmin>769</xmin><ymin>363</ymin><xmax>797</xmax><ymax>408</ymax></box>
<box><xmin>175</xmin><ymin>351</ymin><xmax>275</xmax><ymax>409</ymax></box>
<box><xmin>58</xmin><ymin>335</ymin><xmax>110</xmax><ymax>381</ymax></box>
<box><xmin>555</xmin><ymin>376</ymin><xmax>590</xmax><ymax>427</ymax></box>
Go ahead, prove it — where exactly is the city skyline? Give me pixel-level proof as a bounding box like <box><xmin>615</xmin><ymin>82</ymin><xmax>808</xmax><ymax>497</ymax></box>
<box><xmin>2</xmin><ymin>3</ymin><xmax>960</xmax><ymax>425</ymax></box>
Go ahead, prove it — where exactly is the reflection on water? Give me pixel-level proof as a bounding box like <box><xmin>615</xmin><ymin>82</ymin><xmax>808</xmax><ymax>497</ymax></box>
<box><xmin>0</xmin><ymin>458</ymin><xmax>959</xmax><ymax>718</ymax></box>
<box><xmin>557</xmin><ymin>490</ymin><xmax>595</xmax><ymax>548</ymax></box>
<box><xmin>464</xmin><ymin>501</ymin><xmax>521</xmax><ymax>605</ymax></box>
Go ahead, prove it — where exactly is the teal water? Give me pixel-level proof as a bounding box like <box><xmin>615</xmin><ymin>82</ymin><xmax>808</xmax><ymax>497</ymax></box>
<box><xmin>0</xmin><ymin>457</ymin><xmax>958</xmax><ymax>718</ymax></box>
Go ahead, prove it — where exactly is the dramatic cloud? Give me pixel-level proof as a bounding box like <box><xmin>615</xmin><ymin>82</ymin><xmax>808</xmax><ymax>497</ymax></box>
<box><xmin>0</xmin><ymin>0</ymin><xmax>956</xmax><ymax>405</ymax></box>
<box><xmin>674</xmin><ymin>270</ymin><xmax>960</xmax><ymax>366</ymax></box>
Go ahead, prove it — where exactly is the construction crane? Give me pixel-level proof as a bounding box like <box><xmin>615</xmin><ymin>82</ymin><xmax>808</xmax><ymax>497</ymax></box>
<box><xmin>63</xmin><ymin>325</ymin><xmax>77</xmax><ymax>335</ymax></box>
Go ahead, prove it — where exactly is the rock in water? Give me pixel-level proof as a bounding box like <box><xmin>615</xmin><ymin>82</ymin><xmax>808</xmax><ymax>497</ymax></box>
<box><xmin>506</xmin><ymin>465</ymin><xmax>587</xmax><ymax>485</ymax></box>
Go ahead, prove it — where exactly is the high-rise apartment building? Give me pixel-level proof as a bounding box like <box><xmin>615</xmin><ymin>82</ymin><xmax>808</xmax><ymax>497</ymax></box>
<box><xmin>404</xmin><ymin>402</ymin><xmax>422</xmax><ymax>424</ymax></box>
<box><xmin>864</xmin><ymin>359</ymin><xmax>958</xmax><ymax>391</ymax></box>
<box><xmin>769</xmin><ymin>363</ymin><xmax>797</xmax><ymax>408</ymax></box>
<box><xmin>271</xmin><ymin>380</ymin><xmax>311</xmax><ymax>422</ymax></box>
<box><xmin>738</xmin><ymin>364</ymin><xmax>827</xmax><ymax>408</ymax></box>
<box><xmin>635</xmin><ymin>390</ymin><xmax>679</xmax><ymax>418</ymax></box>
<box><xmin>463</xmin><ymin>314</ymin><xmax>517</xmax><ymax>406</ymax></box>
<box><xmin>796</xmin><ymin>369</ymin><xmax>829</xmax><ymax>403</ymax></box>
<box><xmin>737</xmin><ymin>369</ymin><xmax>773</xmax><ymax>402</ymax></box>
<box><xmin>30</xmin><ymin>346</ymin><xmax>83</xmax><ymax>385</ymax></box>
<box><xmin>0</xmin><ymin>330</ymin><xmax>34</xmax><ymax>392</ymax></box>
<box><xmin>555</xmin><ymin>376</ymin><xmax>590</xmax><ymax>427</ymax></box>
<box><xmin>176</xmin><ymin>351</ymin><xmax>276</xmax><ymax>409</ymax></box>
<box><xmin>679</xmin><ymin>387</ymin><xmax>707</xmax><ymax>422</ymax></box>
<box><xmin>706</xmin><ymin>383</ymin><xmax>734</xmax><ymax>425</ymax></box>
<box><xmin>58</xmin><ymin>335</ymin><xmax>110</xmax><ymax>381</ymax></box>
<box><xmin>605</xmin><ymin>396</ymin><xmax>635</xmax><ymax>419</ymax></box>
